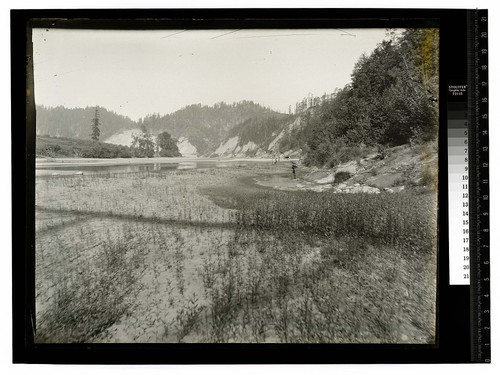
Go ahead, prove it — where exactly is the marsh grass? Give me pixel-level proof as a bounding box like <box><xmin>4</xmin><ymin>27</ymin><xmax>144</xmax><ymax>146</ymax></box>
<box><xmin>35</xmin><ymin>225</ymin><xmax>149</xmax><ymax>343</ymax></box>
<box><xmin>174</xmin><ymin>293</ymin><xmax>203</xmax><ymax>342</ymax></box>
<box><xmin>35</xmin><ymin>166</ymin><xmax>437</xmax><ymax>343</ymax></box>
<box><xmin>197</xmin><ymin>226</ymin><xmax>435</xmax><ymax>343</ymax></box>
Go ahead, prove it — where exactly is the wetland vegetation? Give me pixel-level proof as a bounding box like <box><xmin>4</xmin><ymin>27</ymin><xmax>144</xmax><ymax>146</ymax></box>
<box><xmin>35</xmin><ymin>163</ymin><xmax>436</xmax><ymax>343</ymax></box>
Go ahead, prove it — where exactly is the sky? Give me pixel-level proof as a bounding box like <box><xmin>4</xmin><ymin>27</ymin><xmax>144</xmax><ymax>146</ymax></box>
<box><xmin>33</xmin><ymin>28</ymin><xmax>391</xmax><ymax>121</ymax></box>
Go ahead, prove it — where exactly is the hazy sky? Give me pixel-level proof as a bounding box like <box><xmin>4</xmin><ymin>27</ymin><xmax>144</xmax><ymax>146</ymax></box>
<box><xmin>33</xmin><ymin>28</ymin><xmax>391</xmax><ymax>121</ymax></box>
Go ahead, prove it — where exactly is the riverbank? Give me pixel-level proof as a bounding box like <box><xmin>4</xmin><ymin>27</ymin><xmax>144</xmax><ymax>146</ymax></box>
<box><xmin>36</xmin><ymin>141</ymin><xmax>437</xmax><ymax>195</ymax></box>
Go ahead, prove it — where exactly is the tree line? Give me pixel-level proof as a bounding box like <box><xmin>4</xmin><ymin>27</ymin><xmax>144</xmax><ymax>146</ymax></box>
<box><xmin>36</xmin><ymin>107</ymin><xmax>182</xmax><ymax>159</ymax></box>
<box><xmin>36</xmin><ymin>101</ymin><xmax>284</xmax><ymax>157</ymax></box>
<box><xmin>85</xmin><ymin>107</ymin><xmax>181</xmax><ymax>158</ymax></box>
<box><xmin>130</xmin><ymin>123</ymin><xmax>181</xmax><ymax>158</ymax></box>
<box><xmin>36</xmin><ymin>135</ymin><xmax>135</xmax><ymax>159</ymax></box>
<box><xmin>281</xmin><ymin>28</ymin><xmax>439</xmax><ymax>167</ymax></box>
<box><xmin>36</xmin><ymin>105</ymin><xmax>137</xmax><ymax>140</ymax></box>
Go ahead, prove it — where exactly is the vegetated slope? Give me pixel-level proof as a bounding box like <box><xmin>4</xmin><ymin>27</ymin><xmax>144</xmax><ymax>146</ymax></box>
<box><xmin>36</xmin><ymin>135</ymin><xmax>134</xmax><ymax>158</ymax></box>
<box><xmin>212</xmin><ymin>114</ymin><xmax>299</xmax><ymax>158</ymax></box>
<box><xmin>37</xmin><ymin>132</ymin><xmax>181</xmax><ymax>159</ymax></box>
<box><xmin>298</xmin><ymin>142</ymin><xmax>438</xmax><ymax>193</ymax></box>
<box><xmin>212</xmin><ymin>30</ymin><xmax>438</xmax><ymax>162</ymax></box>
<box><xmin>137</xmin><ymin>101</ymin><xmax>285</xmax><ymax>156</ymax></box>
<box><xmin>296</xmin><ymin>29</ymin><xmax>439</xmax><ymax>168</ymax></box>
<box><xmin>36</xmin><ymin>105</ymin><xmax>137</xmax><ymax>141</ymax></box>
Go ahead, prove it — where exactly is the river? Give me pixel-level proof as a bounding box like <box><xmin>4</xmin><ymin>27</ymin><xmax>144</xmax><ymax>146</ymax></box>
<box><xmin>35</xmin><ymin>157</ymin><xmax>287</xmax><ymax>177</ymax></box>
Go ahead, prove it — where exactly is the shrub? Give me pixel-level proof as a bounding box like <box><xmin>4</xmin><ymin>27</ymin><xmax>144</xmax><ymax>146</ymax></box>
<box><xmin>334</xmin><ymin>171</ymin><xmax>351</xmax><ymax>184</ymax></box>
<box><xmin>81</xmin><ymin>143</ymin><xmax>134</xmax><ymax>158</ymax></box>
<box><xmin>325</xmin><ymin>143</ymin><xmax>369</xmax><ymax>168</ymax></box>
<box><xmin>36</xmin><ymin>144</ymin><xmax>62</xmax><ymax>157</ymax></box>
<box><xmin>421</xmin><ymin>167</ymin><xmax>438</xmax><ymax>189</ymax></box>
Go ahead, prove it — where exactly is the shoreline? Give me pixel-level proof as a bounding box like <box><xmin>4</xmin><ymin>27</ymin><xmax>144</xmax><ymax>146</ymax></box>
<box><xmin>35</xmin><ymin>156</ymin><xmax>298</xmax><ymax>168</ymax></box>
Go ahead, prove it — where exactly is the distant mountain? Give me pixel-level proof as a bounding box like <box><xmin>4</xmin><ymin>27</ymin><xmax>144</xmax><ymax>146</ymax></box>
<box><xmin>136</xmin><ymin>101</ymin><xmax>285</xmax><ymax>155</ymax></box>
<box><xmin>36</xmin><ymin>101</ymin><xmax>286</xmax><ymax>156</ymax></box>
<box><xmin>36</xmin><ymin>105</ymin><xmax>136</xmax><ymax>140</ymax></box>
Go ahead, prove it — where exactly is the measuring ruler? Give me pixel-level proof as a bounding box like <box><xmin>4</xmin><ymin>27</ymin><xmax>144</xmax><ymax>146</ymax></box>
<box><xmin>470</xmin><ymin>9</ymin><xmax>490</xmax><ymax>363</ymax></box>
<box><xmin>447</xmin><ymin>9</ymin><xmax>489</xmax><ymax>362</ymax></box>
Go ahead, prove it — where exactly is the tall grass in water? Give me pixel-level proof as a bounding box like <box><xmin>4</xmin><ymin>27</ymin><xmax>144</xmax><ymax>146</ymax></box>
<box><xmin>235</xmin><ymin>190</ymin><xmax>436</xmax><ymax>254</ymax></box>
<box><xmin>201</xmin><ymin>230</ymin><xmax>436</xmax><ymax>343</ymax></box>
<box><xmin>35</xmin><ymin>227</ymin><xmax>149</xmax><ymax>343</ymax></box>
<box><xmin>199</xmin><ymin>189</ymin><xmax>437</xmax><ymax>343</ymax></box>
<box><xmin>36</xmin><ymin>168</ymin><xmax>436</xmax><ymax>343</ymax></box>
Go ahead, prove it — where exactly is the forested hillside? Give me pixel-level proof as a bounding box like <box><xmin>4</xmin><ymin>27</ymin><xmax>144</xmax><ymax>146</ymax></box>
<box><xmin>212</xmin><ymin>115</ymin><xmax>295</xmax><ymax>157</ymax></box>
<box><xmin>36</xmin><ymin>105</ymin><xmax>137</xmax><ymax>140</ymax></box>
<box><xmin>137</xmin><ymin>101</ymin><xmax>284</xmax><ymax>155</ymax></box>
<box><xmin>284</xmin><ymin>28</ymin><xmax>439</xmax><ymax>167</ymax></box>
<box><xmin>36</xmin><ymin>101</ymin><xmax>284</xmax><ymax>156</ymax></box>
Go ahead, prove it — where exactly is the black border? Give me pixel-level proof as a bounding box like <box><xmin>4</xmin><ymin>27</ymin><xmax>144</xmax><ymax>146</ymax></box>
<box><xmin>12</xmin><ymin>8</ymin><xmax>474</xmax><ymax>364</ymax></box>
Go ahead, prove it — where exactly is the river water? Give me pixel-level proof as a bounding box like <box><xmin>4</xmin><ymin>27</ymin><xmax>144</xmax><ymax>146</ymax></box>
<box><xmin>35</xmin><ymin>158</ymin><xmax>277</xmax><ymax>177</ymax></box>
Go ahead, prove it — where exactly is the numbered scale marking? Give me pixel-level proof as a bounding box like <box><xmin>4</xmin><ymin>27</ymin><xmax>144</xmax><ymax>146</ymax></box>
<box><xmin>471</xmin><ymin>9</ymin><xmax>490</xmax><ymax>363</ymax></box>
<box><xmin>448</xmin><ymin>97</ymin><xmax>470</xmax><ymax>285</ymax></box>
<box><xmin>448</xmin><ymin>10</ymin><xmax>489</xmax><ymax>363</ymax></box>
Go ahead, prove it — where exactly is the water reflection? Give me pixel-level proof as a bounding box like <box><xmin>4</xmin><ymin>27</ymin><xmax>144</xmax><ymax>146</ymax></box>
<box><xmin>177</xmin><ymin>161</ymin><xmax>196</xmax><ymax>170</ymax></box>
<box><xmin>36</xmin><ymin>159</ymin><xmax>263</xmax><ymax>177</ymax></box>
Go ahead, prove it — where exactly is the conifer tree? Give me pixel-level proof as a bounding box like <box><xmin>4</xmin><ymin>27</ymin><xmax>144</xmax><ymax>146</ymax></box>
<box><xmin>91</xmin><ymin>106</ymin><xmax>100</xmax><ymax>141</ymax></box>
